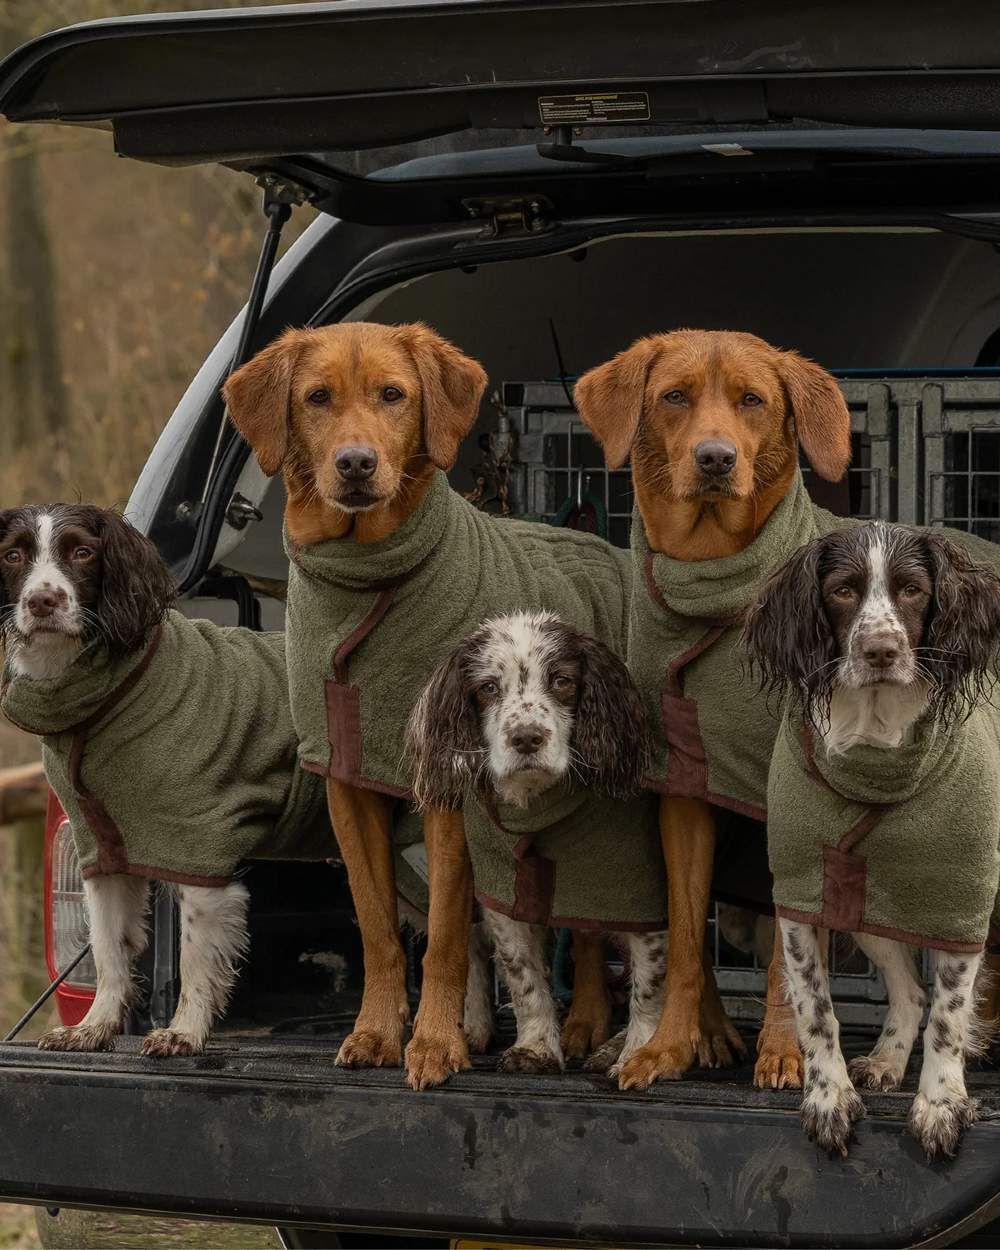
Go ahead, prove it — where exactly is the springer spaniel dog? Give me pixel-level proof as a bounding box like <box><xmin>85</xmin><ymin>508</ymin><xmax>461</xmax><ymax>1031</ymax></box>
<box><xmin>0</xmin><ymin>504</ymin><xmax>253</xmax><ymax>1054</ymax></box>
<box><xmin>744</xmin><ymin>521</ymin><xmax>1000</xmax><ymax>1159</ymax></box>
<box><xmin>405</xmin><ymin>611</ymin><xmax>668</xmax><ymax>1076</ymax></box>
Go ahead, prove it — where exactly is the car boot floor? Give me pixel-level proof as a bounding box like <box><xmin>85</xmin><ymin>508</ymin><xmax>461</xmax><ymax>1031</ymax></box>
<box><xmin>2</xmin><ymin>1025</ymin><xmax>998</xmax><ymax>1122</ymax></box>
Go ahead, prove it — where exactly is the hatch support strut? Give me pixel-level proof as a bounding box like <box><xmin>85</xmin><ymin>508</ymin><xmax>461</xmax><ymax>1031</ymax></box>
<box><xmin>199</xmin><ymin>179</ymin><xmax>295</xmax><ymax>508</ymax></box>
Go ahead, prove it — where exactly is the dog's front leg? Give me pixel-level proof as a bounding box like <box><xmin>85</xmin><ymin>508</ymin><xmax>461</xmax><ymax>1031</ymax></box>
<box><xmin>39</xmin><ymin>874</ymin><xmax>149</xmax><ymax>1052</ymax></box>
<box><xmin>142</xmin><ymin>882</ymin><xmax>249</xmax><ymax>1057</ymax></box>
<box><xmin>485</xmin><ymin>911</ymin><xmax>564</xmax><ymax>1073</ymax></box>
<box><xmin>560</xmin><ymin>931</ymin><xmax>611</xmax><ymax>1059</ymax></box>
<box><xmin>781</xmin><ymin>919</ymin><xmax>863</xmax><ymax>1156</ymax></box>
<box><xmin>327</xmin><ymin>779</ymin><xmax>409</xmax><ymax>1068</ymax></box>
<box><xmin>754</xmin><ymin>922</ymin><xmax>804</xmax><ymax>1089</ymax></box>
<box><xmin>910</xmin><ymin>949</ymin><xmax>983</xmax><ymax>1159</ymax></box>
<box><xmin>405</xmin><ymin>806</ymin><xmax>473</xmax><ymax>1089</ymax></box>
<box><xmin>847</xmin><ymin>935</ymin><xmax>925</xmax><ymax>1092</ymax></box>
<box><xmin>617</xmin><ymin>797</ymin><xmax>716</xmax><ymax>1088</ymax></box>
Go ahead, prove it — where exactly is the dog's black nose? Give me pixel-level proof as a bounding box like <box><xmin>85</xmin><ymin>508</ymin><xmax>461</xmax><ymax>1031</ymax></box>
<box><xmin>335</xmin><ymin>446</ymin><xmax>378</xmax><ymax>481</ymax></box>
<box><xmin>510</xmin><ymin>725</ymin><xmax>547</xmax><ymax>756</ymax></box>
<box><xmin>863</xmin><ymin>639</ymin><xmax>899</xmax><ymax>669</ymax></box>
<box><xmin>26</xmin><ymin>589</ymin><xmax>60</xmax><ymax>618</ymax></box>
<box><xmin>694</xmin><ymin>440</ymin><xmax>738</xmax><ymax>477</ymax></box>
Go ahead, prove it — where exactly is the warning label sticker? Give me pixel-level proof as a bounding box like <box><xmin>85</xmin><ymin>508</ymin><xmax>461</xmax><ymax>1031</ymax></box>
<box><xmin>538</xmin><ymin>91</ymin><xmax>651</xmax><ymax>126</ymax></box>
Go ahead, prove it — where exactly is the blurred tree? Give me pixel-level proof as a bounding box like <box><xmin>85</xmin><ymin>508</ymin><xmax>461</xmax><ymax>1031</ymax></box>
<box><xmin>0</xmin><ymin>0</ymin><xmax>315</xmax><ymax>508</ymax></box>
<box><xmin>1</xmin><ymin>4</ymin><xmax>68</xmax><ymax>449</ymax></box>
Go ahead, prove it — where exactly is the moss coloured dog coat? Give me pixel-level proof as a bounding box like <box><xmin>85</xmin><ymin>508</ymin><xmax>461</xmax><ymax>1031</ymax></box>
<box><xmin>1</xmin><ymin>611</ymin><xmax>331</xmax><ymax>885</ymax></box>
<box><xmin>629</xmin><ymin>470</ymin><xmax>1000</xmax><ymax>819</ymax></box>
<box><xmin>286</xmin><ymin>470</ymin><xmax>632</xmax><ymax>795</ymax></box>
<box><xmin>628</xmin><ymin>472</ymin><xmax>857</xmax><ymax>817</ymax></box>
<box><xmin>768</xmin><ymin>711</ymin><xmax>1000</xmax><ymax>951</ymax></box>
<box><xmin>466</xmin><ymin>785</ymin><xmax>667</xmax><ymax>930</ymax></box>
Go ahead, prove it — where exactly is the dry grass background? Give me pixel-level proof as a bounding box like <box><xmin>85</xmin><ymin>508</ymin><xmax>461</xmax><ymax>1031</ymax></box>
<box><xmin>0</xmin><ymin>2</ymin><xmax>318</xmax><ymax>1245</ymax></box>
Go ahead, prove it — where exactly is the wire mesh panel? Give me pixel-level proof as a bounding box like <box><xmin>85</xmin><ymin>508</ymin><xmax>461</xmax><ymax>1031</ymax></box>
<box><xmin>921</xmin><ymin>378</ymin><xmax>1000</xmax><ymax>540</ymax></box>
<box><xmin>499</xmin><ymin>378</ymin><xmax>901</xmax><ymax>1022</ymax></box>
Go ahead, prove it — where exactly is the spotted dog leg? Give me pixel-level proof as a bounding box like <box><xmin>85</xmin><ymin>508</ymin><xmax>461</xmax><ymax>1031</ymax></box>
<box><xmin>909</xmin><ymin>949</ymin><xmax>984</xmax><ymax>1159</ymax></box>
<box><xmin>848</xmin><ymin>935</ymin><xmax>926</xmax><ymax>1092</ymax></box>
<box><xmin>584</xmin><ymin>931</ymin><xmax>668</xmax><ymax>1075</ymax></box>
<box><xmin>483</xmin><ymin>910</ymin><xmax>563</xmax><ymax>1074</ymax></box>
<box><xmin>142</xmin><ymin>882</ymin><xmax>249</xmax><ymax>1057</ymax></box>
<box><xmin>38</xmin><ymin>874</ymin><xmax>150</xmax><ymax>1052</ymax></box>
<box><xmin>610</xmin><ymin>930</ymin><xmax>668</xmax><ymax>1076</ymax></box>
<box><xmin>780</xmin><ymin>919</ymin><xmax>864</xmax><ymax>1157</ymax></box>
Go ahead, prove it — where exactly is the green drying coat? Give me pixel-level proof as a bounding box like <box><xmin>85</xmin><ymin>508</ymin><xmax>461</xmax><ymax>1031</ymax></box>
<box><xmin>628</xmin><ymin>472</ymin><xmax>854</xmax><ymax>817</ymax></box>
<box><xmin>628</xmin><ymin>470</ymin><xmax>1000</xmax><ymax>820</ymax></box>
<box><xmin>465</xmin><ymin>785</ymin><xmax>667</xmax><ymax>930</ymax></box>
<box><xmin>768</xmin><ymin>710</ymin><xmax>1000</xmax><ymax>952</ymax></box>
<box><xmin>0</xmin><ymin>611</ymin><xmax>331</xmax><ymax>885</ymax></box>
<box><xmin>285</xmin><ymin>470</ymin><xmax>632</xmax><ymax>795</ymax></box>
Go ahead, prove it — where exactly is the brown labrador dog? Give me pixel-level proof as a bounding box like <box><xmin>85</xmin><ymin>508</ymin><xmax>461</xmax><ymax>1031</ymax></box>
<box><xmin>575</xmin><ymin>328</ymin><xmax>851</xmax><ymax>1091</ymax></box>
<box><xmin>224</xmin><ymin>322</ymin><xmax>485</xmax><ymax>1089</ymax></box>
<box><xmin>223</xmin><ymin>321</ymin><xmax>612</xmax><ymax>1086</ymax></box>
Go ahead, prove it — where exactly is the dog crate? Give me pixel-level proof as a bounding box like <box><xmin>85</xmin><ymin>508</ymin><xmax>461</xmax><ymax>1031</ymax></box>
<box><xmin>496</xmin><ymin>374</ymin><xmax>1000</xmax><ymax>1026</ymax></box>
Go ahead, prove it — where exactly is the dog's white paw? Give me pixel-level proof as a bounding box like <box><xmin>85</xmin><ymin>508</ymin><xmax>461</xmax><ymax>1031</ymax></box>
<box><xmin>848</xmin><ymin>1051</ymin><xmax>907</xmax><ymax>1092</ymax></box>
<box><xmin>498</xmin><ymin>1044</ymin><xmax>564</xmax><ymax>1075</ymax></box>
<box><xmin>801</xmin><ymin>1081</ymin><xmax>865</xmax><ymax>1157</ymax></box>
<box><xmin>37</xmin><ymin>1023</ymin><xmax>118</xmax><ymax>1053</ymax></box>
<box><xmin>583</xmin><ymin>1030</ymin><xmax>627</xmax><ymax>1075</ymax></box>
<box><xmin>909</xmin><ymin>1092</ymin><xmax>977</xmax><ymax>1160</ymax></box>
<box><xmin>141</xmin><ymin>1028</ymin><xmax>205</xmax><ymax>1058</ymax></box>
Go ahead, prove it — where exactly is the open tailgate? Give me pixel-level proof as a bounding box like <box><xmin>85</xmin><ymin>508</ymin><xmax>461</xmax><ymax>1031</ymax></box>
<box><xmin>3</xmin><ymin>0</ymin><xmax>1000</xmax><ymax>166</ymax></box>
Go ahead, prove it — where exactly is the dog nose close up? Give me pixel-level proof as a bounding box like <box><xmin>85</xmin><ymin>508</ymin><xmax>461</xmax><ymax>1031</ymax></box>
<box><xmin>26</xmin><ymin>589</ymin><xmax>63</xmax><ymax>619</ymax></box>
<box><xmin>509</xmin><ymin>725</ymin><xmax>548</xmax><ymax>756</ymax></box>
<box><xmin>335</xmin><ymin>446</ymin><xmax>378</xmax><ymax>482</ymax></box>
<box><xmin>694</xmin><ymin>440</ymin><xmax>738</xmax><ymax>477</ymax></box>
<box><xmin>862</xmin><ymin>638</ymin><xmax>899</xmax><ymax>670</ymax></box>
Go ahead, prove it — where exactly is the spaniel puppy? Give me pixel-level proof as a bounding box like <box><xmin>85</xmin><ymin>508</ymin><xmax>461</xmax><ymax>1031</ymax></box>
<box><xmin>406</xmin><ymin>611</ymin><xmax>667</xmax><ymax>1076</ymax></box>
<box><xmin>744</xmin><ymin>522</ymin><xmax>1000</xmax><ymax>1159</ymax></box>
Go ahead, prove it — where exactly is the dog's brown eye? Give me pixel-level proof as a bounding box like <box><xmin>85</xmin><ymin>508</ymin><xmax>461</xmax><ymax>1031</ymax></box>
<box><xmin>479</xmin><ymin>680</ymin><xmax>499</xmax><ymax>697</ymax></box>
<box><xmin>3</xmin><ymin>549</ymin><xmax>21</xmax><ymax>564</ymax></box>
<box><xmin>306</xmin><ymin>388</ymin><xmax>330</xmax><ymax>405</ymax></box>
<box><xmin>382</xmin><ymin>386</ymin><xmax>404</xmax><ymax>403</ymax></box>
<box><xmin>72</xmin><ymin>547</ymin><xmax>93</xmax><ymax>561</ymax></box>
<box><xmin>663</xmin><ymin>389</ymin><xmax>686</xmax><ymax>405</ymax></box>
<box><xmin>831</xmin><ymin>585</ymin><xmax>856</xmax><ymax>600</ymax></box>
<box><xmin>551</xmin><ymin>675</ymin><xmax>575</xmax><ymax>691</ymax></box>
<box><xmin>901</xmin><ymin>583</ymin><xmax>924</xmax><ymax>597</ymax></box>
<box><xmin>742</xmin><ymin>392</ymin><xmax>763</xmax><ymax>407</ymax></box>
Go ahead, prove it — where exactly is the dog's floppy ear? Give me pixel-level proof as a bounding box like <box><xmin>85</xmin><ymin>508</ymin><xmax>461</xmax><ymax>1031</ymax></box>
<box><xmin>93</xmin><ymin>509</ymin><xmax>175</xmax><ymax>658</ymax></box>
<box><xmin>571</xmin><ymin>632</ymin><xmax>651</xmax><ymax>797</ymax></box>
<box><xmin>923</xmin><ymin>532</ymin><xmax>1000</xmax><ymax>716</ymax></box>
<box><xmin>742</xmin><ymin>534</ymin><xmax>834</xmax><ymax>723</ymax></box>
<box><xmin>399</xmin><ymin>323</ymin><xmax>487</xmax><ymax>471</ymax></box>
<box><xmin>778</xmin><ymin>350</ymin><xmax>851</xmax><ymax>483</ymax></box>
<box><xmin>574</xmin><ymin>337</ymin><xmax>660</xmax><ymax>470</ymax></box>
<box><xmin>405</xmin><ymin>634</ymin><xmax>483</xmax><ymax>811</ymax></box>
<box><xmin>0</xmin><ymin>510</ymin><xmax>17</xmax><ymax>610</ymax></box>
<box><xmin>223</xmin><ymin>328</ymin><xmax>312</xmax><ymax>476</ymax></box>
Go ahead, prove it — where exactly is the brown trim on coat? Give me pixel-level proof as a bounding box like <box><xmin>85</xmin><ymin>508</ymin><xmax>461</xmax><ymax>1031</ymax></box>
<box><xmin>332</xmin><ymin>585</ymin><xmax>401</xmax><ymax>683</ymax></box>
<box><xmin>65</xmin><ymin>625</ymin><xmax>164</xmax><ymax>879</ymax></box>
<box><xmin>800</xmin><ymin>725</ymin><xmax>896</xmax><ymax>934</ymax></box>
<box><xmin>475</xmin><ymin>889</ymin><xmax>667</xmax><ymax>933</ymax></box>
<box><xmin>82</xmin><ymin>862</ymin><xmax>233</xmax><ymax>888</ymax></box>
<box><xmin>300</xmin><ymin>756</ymin><xmax>411</xmax><ymax>799</ymax></box>
<box><xmin>643</xmin><ymin>776</ymin><xmax>767</xmax><ymax>822</ymax></box>
<box><xmin>775</xmin><ymin>904</ymin><xmax>985</xmax><ymax>954</ymax></box>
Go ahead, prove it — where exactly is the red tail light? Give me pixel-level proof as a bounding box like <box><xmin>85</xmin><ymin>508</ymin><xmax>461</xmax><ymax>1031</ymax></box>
<box><xmin>44</xmin><ymin>790</ymin><xmax>96</xmax><ymax>1024</ymax></box>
